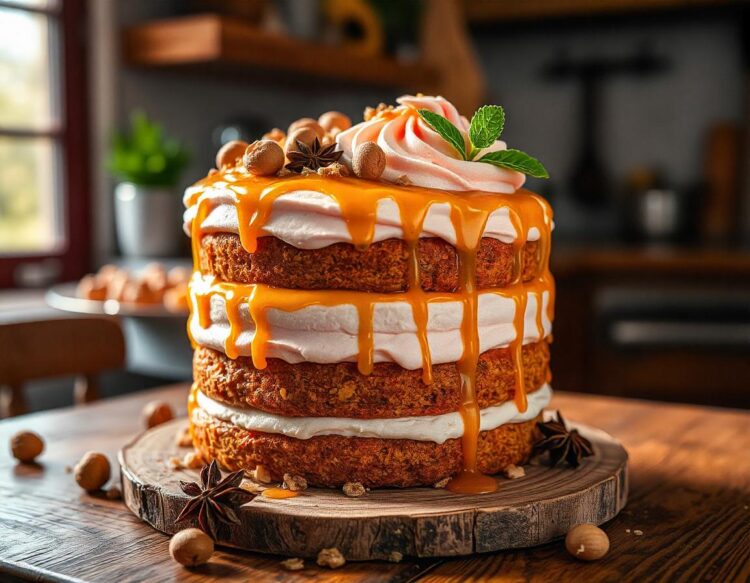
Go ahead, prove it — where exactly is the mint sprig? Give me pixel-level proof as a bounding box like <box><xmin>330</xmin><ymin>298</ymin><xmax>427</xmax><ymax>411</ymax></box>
<box><xmin>417</xmin><ymin>109</ymin><xmax>467</xmax><ymax>160</ymax></box>
<box><xmin>415</xmin><ymin>104</ymin><xmax>548</xmax><ymax>179</ymax></box>
<box><xmin>477</xmin><ymin>150</ymin><xmax>549</xmax><ymax>179</ymax></box>
<box><xmin>469</xmin><ymin>105</ymin><xmax>505</xmax><ymax>152</ymax></box>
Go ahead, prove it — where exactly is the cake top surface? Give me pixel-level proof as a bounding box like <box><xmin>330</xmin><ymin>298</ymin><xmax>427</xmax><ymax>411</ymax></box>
<box><xmin>194</xmin><ymin>94</ymin><xmax>548</xmax><ymax>196</ymax></box>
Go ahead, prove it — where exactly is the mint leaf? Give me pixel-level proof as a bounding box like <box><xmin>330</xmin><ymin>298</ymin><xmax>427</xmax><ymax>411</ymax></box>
<box><xmin>417</xmin><ymin>109</ymin><xmax>467</xmax><ymax>160</ymax></box>
<box><xmin>478</xmin><ymin>149</ymin><xmax>549</xmax><ymax>179</ymax></box>
<box><xmin>469</xmin><ymin>105</ymin><xmax>505</xmax><ymax>150</ymax></box>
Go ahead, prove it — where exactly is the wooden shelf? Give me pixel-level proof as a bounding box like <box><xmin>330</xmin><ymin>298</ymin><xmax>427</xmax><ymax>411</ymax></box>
<box><xmin>123</xmin><ymin>14</ymin><xmax>438</xmax><ymax>90</ymax></box>
<box><xmin>464</xmin><ymin>0</ymin><xmax>741</xmax><ymax>22</ymax></box>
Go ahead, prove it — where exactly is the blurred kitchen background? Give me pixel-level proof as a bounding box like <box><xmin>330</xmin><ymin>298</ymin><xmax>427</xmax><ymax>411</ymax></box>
<box><xmin>1</xmin><ymin>0</ymin><xmax>748</xmax><ymax>416</ymax></box>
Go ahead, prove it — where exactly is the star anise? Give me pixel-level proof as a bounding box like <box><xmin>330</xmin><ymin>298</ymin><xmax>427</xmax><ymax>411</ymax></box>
<box><xmin>176</xmin><ymin>459</ymin><xmax>255</xmax><ymax>540</ymax></box>
<box><xmin>534</xmin><ymin>411</ymin><xmax>594</xmax><ymax>468</ymax></box>
<box><xmin>285</xmin><ymin>138</ymin><xmax>343</xmax><ymax>172</ymax></box>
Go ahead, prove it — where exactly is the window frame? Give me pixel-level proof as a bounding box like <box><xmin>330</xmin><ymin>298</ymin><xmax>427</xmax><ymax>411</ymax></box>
<box><xmin>0</xmin><ymin>0</ymin><xmax>90</xmax><ymax>288</ymax></box>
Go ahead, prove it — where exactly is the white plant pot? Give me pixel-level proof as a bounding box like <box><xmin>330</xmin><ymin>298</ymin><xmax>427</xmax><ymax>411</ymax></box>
<box><xmin>114</xmin><ymin>182</ymin><xmax>182</xmax><ymax>257</ymax></box>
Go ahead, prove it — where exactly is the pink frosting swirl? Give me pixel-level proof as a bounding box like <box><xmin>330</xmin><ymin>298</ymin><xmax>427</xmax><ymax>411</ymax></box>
<box><xmin>336</xmin><ymin>95</ymin><xmax>526</xmax><ymax>193</ymax></box>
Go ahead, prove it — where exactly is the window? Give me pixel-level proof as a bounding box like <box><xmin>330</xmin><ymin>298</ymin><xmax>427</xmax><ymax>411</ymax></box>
<box><xmin>0</xmin><ymin>0</ymin><xmax>88</xmax><ymax>287</ymax></box>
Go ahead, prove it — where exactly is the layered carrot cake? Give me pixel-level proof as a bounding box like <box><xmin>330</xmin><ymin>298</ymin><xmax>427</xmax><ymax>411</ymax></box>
<box><xmin>184</xmin><ymin>95</ymin><xmax>554</xmax><ymax>492</ymax></box>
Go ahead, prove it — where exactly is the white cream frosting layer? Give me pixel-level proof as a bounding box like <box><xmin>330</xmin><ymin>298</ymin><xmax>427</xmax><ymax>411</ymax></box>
<box><xmin>189</xmin><ymin>280</ymin><xmax>552</xmax><ymax>369</ymax></box>
<box><xmin>336</xmin><ymin>95</ymin><xmax>527</xmax><ymax>194</ymax></box>
<box><xmin>183</xmin><ymin>188</ymin><xmax>541</xmax><ymax>249</ymax></box>
<box><xmin>194</xmin><ymin>384</ymin><xmax>551</xmax><ymax>444</ymax></box>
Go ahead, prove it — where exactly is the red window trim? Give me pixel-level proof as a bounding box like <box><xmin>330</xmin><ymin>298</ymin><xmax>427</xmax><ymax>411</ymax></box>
<box><xmin>0</xmin><ymin>0</ymin><xmax>90</xmax><ymax>288</ymax></box>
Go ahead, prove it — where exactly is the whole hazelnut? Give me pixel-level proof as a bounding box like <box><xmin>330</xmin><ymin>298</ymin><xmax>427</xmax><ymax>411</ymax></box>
<box><xmin>107</xmin><ymin>271</ymin><xmax>130</xmax><ymax>301</ymax></box>
<box><xmin>262</xmin><ymin>128</ymin><xmax>285</xmax><ymax>143</ymax></box>
<box><xmin>317</xmin><ymin>547</ymin><xmax>346</xmax><ymax>569</ymax></box>
<box><xmin>565</xmin><ymin>523</ymin><xmax>610</xmax><ymax>561</ymax></box>
<box><xmin>122</xmin><ymin>279</ymin><xmax>157</xmax><ymax>304</ymax></box>
<box><xmin>77</xmin><ymin>274</ymin><xmax>107</xmax><ymax>301</ymax></box>
<box><xmin>167</xmin><ymin>266</ymin><xmax>191</xmax><ymax>287</ymax></box>
<box><xmin>352</xmin><ymin>142</ymin><xmax>386</xmax><ymax>180</ymax></box>
<box><xmin>163</xmin><ymin>285</ymin><xmax>188</xmax><ymax>314</ymax></box>
<box><xmin>243</xmin><ymin>140</ymin><xmax>285</xmax><ymax>176</ymax></box>
<box><xmin>288</xmin><ymin>118</ymin><xmax>325</xmax><ymax>139</ymax></box>
<box><xmin>169</xmin><ymin>528</ymin><xmax>214</xmax><ymax>567</ymax></box>
<box><xmin>143</xmin><ymin>400</ymin><xmax>174</xmax><ymax>428</ymax></box>
<box><xmin>318</xmin><ymin>111</ymin><xmax>352</xmax><ymax>133</ymax></box>
<box><xmin>215</xmin><ymin>140</ymin><xmax>248</xmax><ymax>169</ymax></box>
<box><xmin>10</xmin><ymin>430</ymin><xmax>44</xmax><ymax>463</ymax></box>
<box><xmin>285</xmin><ymin>127</ymin><xmax>317</xmax><ymax>155</ymax></box>
<box><xmin>75</xmin><ymin>451</ymin><xmax>111</xmax><ymax>492</ymax></box>
<box><xmin>142</xmin><ymin>263</ymin><xmax>167</xmax><ymax>294</ymax></box>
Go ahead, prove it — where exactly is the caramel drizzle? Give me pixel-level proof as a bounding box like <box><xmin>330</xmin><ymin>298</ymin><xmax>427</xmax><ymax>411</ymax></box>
<box><xmin>187</xmin><ymin>172</ymin><xmax>554</xmax><ymax>494</ymax></box>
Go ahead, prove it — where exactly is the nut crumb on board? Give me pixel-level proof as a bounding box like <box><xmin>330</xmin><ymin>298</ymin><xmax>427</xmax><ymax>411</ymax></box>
<box><xmin>504</xmin><ymin>465</ymin><xmax>525</xmax><ymax>479</ymax></box>
<box><xmin>342</xmin><ymin>482</ymin><xmax>366</xmax><ymax>497</ymax></box>
<box><xmin>252</xmin><ymin>465</ymin><xmax>272</xmax><ymax>484</ymax></box>
<box><xmin>281</xmin><ymin>558</ymin><xmax>304</xmax><ymax>571</ymax></box>
<box><xmin>283</xmin><ymin>473</ymin><xmax>308</xmax><ymax>492</ymax></box>
<box><xmin>175</xmin><ymin>426</ymin><xmax>193</xmax><ymax>448</ymax></box>
<box><xmin>317</xmin><ymin>547</ymin><xmax>346</xmax><ymax>569</ymax></box>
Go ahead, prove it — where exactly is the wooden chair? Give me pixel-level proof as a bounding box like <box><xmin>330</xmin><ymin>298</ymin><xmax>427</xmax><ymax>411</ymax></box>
<box><xmin>0</xmin><ymin>317</ymin><xmax>125</xmax><ymax>417</ymax></box>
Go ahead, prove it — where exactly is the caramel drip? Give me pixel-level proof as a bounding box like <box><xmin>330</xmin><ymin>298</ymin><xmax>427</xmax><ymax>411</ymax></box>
<box><xmin>186</xmin><ymin>172</ymin><xmax>554</xmax><ymax>492</ymax></box>
<box><xmin>356</xmin><ymin>301</ymin><xmax>375</xmax><ymax>375</ymax></box>
<box><xmin>396</xmin><ymin>196</ymin><xmax>432</xmax><ymax>385</ymax></box>
<box><xmin>262</xmin><ymin>488</ymin><xmax>300</xmax><ymax>499</ymax></box>
<box><xmin>224</xmin><ymin>289</ymin><xmax>244</xmax><ymax>360</ymax></box>
<box><xmin>446</xmin><ymin>204</ymin><xmax>498</xmax><ymax>494</ymax></box>
<box><xmin>509</xmin><ymin>285</ymin><xmax>529</xmax><ymax>413</ymax></box>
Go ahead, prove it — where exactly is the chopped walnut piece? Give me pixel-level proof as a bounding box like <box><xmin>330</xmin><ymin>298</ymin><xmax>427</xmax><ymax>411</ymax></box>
<box><xmin>175</xmin><ymin>426</ymin><xmax>193</xmax><ymax>448</ymax></box>
<box><xmin>364</xmin><ymin>102</ymin><xmax>391</xmax><ymax>121</ymax></box>
<box><xmin>634</xmin><ymin>529</ymin><xmax>644</xmax><ymax>536</ymax></box>
<box><xmin>396</xmin><ymin>174</ymin><xmax>412</xmax><ymax>186</ymax></box>
<box><xmin>183</xmin><ymin>451</ymin><xmax>203</xmax><ymax>469</ymax></box>
<box><xmin>388</xmin><ymin>551</ymin><xmax>403</xmax><ymax>563</ymax></box>
<box><xmin>253</xmin><ymin>464</ymin><xmax>272</xmax><ymax>484</ymax></box>
<box><xmin>281</xmin><ymin>557</ymin><xmax>304</xmax><ymax>571</ymax></box>
<box><xmin>342</xmin><ymin>482</ymin><xmax>366</xmax><ymax>498</ymax></box>
<box><xmin>277</xmin><ymin>168</ymin><xmax>294</xmax><ymax>177</ymax></box>
<box><xmin>433</xmin><ymin>477</ymin><xmax>450</xmax><ymax>489</ymax></box>
<box><xmin>239</xmin><ymin>480</ymin><xmax>264</xmax><ymax>495</ymax></box>
<box><xmin>263</xmin><ymin>128</ymin><xmax>285</xmax><ymax>143</ymax></box>
<box><xmin>318</xmin><ymin>162</ymin><xmax>350</xmax><ymax>178</ymax></box>
<box><xmin>168</xmin><ymin>451</ymin><xmax>203</xmax><ymax>470</ymax></box>
<box><xmin>504</xmin><ymin>465</ymin><xmax>526</xmax><ymax>480</ymax></box>
<box><xmin>279</xmin><ymin>388</ymin><xmax>288</xmax><ymax>400</ymax></box>
<box><xmin>283</xmin><ymin>473</ymin><xmax>308</xmax><ymax>492</ymax></box>
<box><xmin>317</xmin><ymin>547</ymin><xmax>346</xmax><ymax>569</ymax></box>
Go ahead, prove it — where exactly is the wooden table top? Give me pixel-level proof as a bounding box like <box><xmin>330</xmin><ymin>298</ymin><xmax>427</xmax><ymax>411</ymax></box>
<box><xmin>1</xmin><ymin>385</ymin><xmax>748</xmax><ymax>583</ymax></box>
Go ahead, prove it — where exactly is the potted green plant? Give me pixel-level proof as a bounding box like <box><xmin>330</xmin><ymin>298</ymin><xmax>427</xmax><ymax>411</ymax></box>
<box><xmin>109</xmin><ymin>111</ymin><xmax>190</xmax><ymax>257</ymax></box>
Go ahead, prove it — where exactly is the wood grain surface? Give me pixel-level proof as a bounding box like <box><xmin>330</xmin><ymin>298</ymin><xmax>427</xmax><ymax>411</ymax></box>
<box><xmin>1</xmin><ymin>384</ymin><xmax>748</xmax><ymax>582</ymax></box>
<box><xmin>120</xmin><ymin>419</ymin><xmax>626</xmax><ymax>559</ymax></box>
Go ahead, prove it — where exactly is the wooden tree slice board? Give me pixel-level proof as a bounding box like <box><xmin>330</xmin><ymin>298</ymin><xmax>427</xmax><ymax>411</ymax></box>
<box><xmin>119</xmin><ymin>418</ymin><xmax>628</xmax><ymax>561</ymax></box>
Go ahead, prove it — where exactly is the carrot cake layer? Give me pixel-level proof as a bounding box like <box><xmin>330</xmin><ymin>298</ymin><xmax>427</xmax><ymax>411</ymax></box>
<box><xmin>199</xmin><ymin>233</ymin><xmax>539</xmax><ymax>292</ymax></box>
<box><xmin>193</xmin><ymin>342</ymin><xmax>549</xmax><ymax>418</ymax></box>
<box><xmin>190</xmin><ymin>404</ymin><xmax>543</xmax><ymax>488</ymax></box>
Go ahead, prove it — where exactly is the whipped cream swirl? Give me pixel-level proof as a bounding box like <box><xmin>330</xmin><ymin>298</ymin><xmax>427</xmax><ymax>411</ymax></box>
<box><xmin>336</xmin><ymin>95</ymin><xmax>526</xmax><ymax>193</ymax></box>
